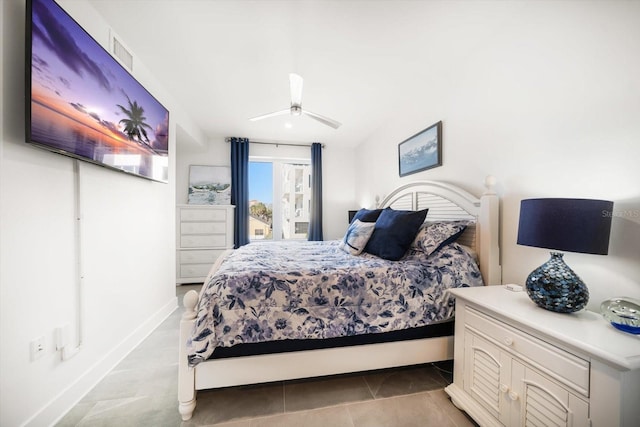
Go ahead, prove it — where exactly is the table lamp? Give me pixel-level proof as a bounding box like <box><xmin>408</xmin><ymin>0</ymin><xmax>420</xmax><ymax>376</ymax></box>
<box><xmin>517</xmin><ymin>198</ymin><xmax>613</xmax><ymax>313</ymax></box>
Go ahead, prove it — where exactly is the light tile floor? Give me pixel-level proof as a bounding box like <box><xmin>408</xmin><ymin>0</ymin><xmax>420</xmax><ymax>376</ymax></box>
<box><xmin>57</xmin><ymin>285</ymin><xmax>478</xmax><ymax>427</ymax></box>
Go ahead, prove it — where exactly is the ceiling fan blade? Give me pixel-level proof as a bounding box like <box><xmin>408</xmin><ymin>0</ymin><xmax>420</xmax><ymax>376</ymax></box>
<box><xmin>289</xmin><ymin>73</ymin><xmax>303</xmax><ymax>106</ymax></box>
<box><xmin>303</xmin><ymin>110</ymin><xmax>342</xmax><ymax>129</ymax></box>
<box><xmin>249</xmin><ymin>109</ymin><xmax>290</xmax><ymax>122</ymax></box>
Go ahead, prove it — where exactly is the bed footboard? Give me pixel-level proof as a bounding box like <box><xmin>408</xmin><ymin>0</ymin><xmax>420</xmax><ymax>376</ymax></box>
<box><xmin>178</xmin><ymin>290</ymin><xmax>199</xmax><ymax>421</ymax></box>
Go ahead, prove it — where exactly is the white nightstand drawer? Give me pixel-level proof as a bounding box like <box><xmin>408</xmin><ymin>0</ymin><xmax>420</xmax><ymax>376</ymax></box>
<box><xmin>465</xmin><ymin>306</ymin><xmax>590</xmax><ymax>396</ymax></box>
<box><xmin>181</xmin><ymin>221</ymin><xmax>226</xmax><ymax>235</ymax></box>
<box><xmin>180</xmin><ymin>208</ymin><xmax>227</xmax><ymax>222</ymax></box>
<box><xmin>180</xmin><ymin>234</ymin><xmax>227</xmax><ymax>248</ymax></box>
<box><xmin>179</xmin><ymin>249</ymin><xmax>221</xmax><ymax>264</ymax></box>
<box><xmin>180</xmin><ymin>263</ymin><xmax>213</xmax><ymax>278</ymax></box>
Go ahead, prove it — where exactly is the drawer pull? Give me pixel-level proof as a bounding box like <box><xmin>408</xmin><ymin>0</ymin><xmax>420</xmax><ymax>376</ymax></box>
<box><xmin>508</xmin><ymin>391</ymin><xmax>519</xmax><ymax>401</ymax></box>
<box><xmin>503</xmin><ymin>337</ymin><xmax>513</xmax><ymax>346</ymax></box>
<box><xmin>500</xmin><ymin>384</ymin><xmax>509</xmax><ymax>393</ymax></box>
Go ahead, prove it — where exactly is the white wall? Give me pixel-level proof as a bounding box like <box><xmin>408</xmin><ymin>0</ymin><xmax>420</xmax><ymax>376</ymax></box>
<box><xmin>354</xmin><ymin>0</ymin><xmax>640</xmax><ymax>310</ymax></box>
<box><xmin>0</xmin><ymin>1</ymin><xmax>204</xmax><ymax>425</ymax></box>
<box><xmin>177</xmin><ymin>137</ymin><xmax>356</xmax><ymax>240</ymax></box>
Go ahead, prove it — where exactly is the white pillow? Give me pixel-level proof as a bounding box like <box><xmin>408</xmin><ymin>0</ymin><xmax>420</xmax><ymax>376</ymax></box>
<box><xmin>338</xmin><ymin>219</ymin><xmax>376</xmax><ymax>255</ymax></box>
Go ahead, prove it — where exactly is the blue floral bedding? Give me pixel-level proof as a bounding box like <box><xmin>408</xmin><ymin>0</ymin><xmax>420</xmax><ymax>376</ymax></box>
<box><xmin>187</xmin><ymin>240</ymin><xmax>483</xmax><ymax>366</ymax></box>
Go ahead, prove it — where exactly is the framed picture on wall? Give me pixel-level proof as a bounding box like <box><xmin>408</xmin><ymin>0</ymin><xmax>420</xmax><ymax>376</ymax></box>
<box><xmin>398</xmin><ymin>121</ymin><xmax>442</xmax><ymax>177</ymax></box>
<box><xmin>188</xmin><ymin>165</ymin><xmax>231</xmax><ymax>205</ymax></box>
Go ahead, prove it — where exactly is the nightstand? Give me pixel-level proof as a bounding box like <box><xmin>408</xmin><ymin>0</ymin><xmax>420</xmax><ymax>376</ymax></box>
<box><xmin>445</xmin><ymin>286</ymin><xmax>640</xmax><ymax>427</ymax></box>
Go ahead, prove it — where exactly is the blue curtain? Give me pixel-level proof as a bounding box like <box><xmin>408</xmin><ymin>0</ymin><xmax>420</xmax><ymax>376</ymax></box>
<box><xmin>230</xmin><ymin>137</ymin><xmax>250</xmax><ymax>247</ymax></box>
<box><xmin>308</xmin><ymin>142</ymin><xmax>323</xmax><ymax>241</ymax></box>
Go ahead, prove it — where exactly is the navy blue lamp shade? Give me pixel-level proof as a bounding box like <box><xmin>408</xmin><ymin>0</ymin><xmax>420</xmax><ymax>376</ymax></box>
<box><xmin>517</xmin><ymin>198</ymin><xmax>613</xmax><ymax>313</ymax></box>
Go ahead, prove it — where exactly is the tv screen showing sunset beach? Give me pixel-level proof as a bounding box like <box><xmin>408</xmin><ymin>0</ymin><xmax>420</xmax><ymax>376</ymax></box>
<box><xmin>27</xmin><ymin>0</ymin><xmax>169</xmax><ymax>183</ymax></box>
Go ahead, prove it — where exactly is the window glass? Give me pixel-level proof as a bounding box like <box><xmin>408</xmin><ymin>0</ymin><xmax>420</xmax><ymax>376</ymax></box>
<box><xmin>249</xmin><ymin>159</ymin><xmax>310</xmax><ymax>240</ymax></box>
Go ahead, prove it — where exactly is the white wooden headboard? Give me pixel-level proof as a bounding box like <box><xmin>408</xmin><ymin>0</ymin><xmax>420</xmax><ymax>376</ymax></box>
<box><xmin>379</xmin><ymin>176</ymin><xmax>502</xmax><ymax>286</ymax></box>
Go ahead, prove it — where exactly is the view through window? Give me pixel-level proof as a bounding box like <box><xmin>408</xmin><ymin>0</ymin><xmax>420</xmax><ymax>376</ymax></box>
<box><xmin>249</xmin><ymin>159</ymin><xmax>311</xmax><ymax>241</ymax></box>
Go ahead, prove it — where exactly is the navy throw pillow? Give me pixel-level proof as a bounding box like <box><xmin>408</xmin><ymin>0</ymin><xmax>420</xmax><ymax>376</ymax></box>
<box><xmin>351</xmin><ymin>208</ymin><xmax>383</xmax><ymax>223</ymax></box>
<box><xmin>364</xmin><ymin>208</ymin><xmax>429</xmax><ymax>261</ymax></box>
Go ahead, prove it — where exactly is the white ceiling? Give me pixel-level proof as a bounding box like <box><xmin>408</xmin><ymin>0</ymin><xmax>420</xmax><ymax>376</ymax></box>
<box><xmin>87</xmin><ymin>0</ymin><xmax>499</xmax><ymax>148</ymax></box>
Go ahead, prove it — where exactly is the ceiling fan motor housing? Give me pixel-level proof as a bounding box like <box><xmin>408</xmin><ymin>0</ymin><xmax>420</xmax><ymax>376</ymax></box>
<box><xmin>249</xmin><ymin>74</ymin><xmax>341</xmax><ymax>128</ymax></box>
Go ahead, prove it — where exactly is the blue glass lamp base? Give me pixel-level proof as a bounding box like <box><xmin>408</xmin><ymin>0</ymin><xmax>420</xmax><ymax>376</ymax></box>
<box><xmin>525</xmin><ymin>252</ymin><xmax>589</xmax><ymax>313</ymax></box>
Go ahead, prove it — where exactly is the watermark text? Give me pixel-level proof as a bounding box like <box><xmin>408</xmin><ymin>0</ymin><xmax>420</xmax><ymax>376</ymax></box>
<box><xmin>602</xmin><ymin>209</ymin><xmax>640</xmax><ymax>218</ymax></box>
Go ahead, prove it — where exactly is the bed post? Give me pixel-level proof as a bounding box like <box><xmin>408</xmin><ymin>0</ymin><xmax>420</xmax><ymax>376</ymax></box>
<box><xmin>178</xmin><ymin>290</ymin><xmax>199</xmax><ymax>420</ymax></box>
<box><xmin>478</xmin><ymin>175</ymin><xmax>502</xmax><ymax>285</ymax></box>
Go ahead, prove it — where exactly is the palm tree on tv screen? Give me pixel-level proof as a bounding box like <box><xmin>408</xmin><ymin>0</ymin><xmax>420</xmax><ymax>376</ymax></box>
<box><xmin>117</xmin><ymin>95</ymin><xmax>153</xmax><ymax>145</ymax></box>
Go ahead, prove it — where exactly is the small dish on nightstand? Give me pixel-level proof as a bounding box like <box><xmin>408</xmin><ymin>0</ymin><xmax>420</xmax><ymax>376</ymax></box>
<box><xmin>600</xmin><ymin>297</ymin><xmax>640</xmax><ymax>334</ymax></box>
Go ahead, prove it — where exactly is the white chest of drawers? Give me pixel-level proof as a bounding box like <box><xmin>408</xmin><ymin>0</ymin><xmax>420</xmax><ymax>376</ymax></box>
<box><xmin>176</xmin><ymin>205</ymin><xmax>234</xmax><ymax>284</ymax></box>
<box><xmin>445</xmin><ymin>286</ymin><xmax>640</xmax><ymax>427</ymax></box>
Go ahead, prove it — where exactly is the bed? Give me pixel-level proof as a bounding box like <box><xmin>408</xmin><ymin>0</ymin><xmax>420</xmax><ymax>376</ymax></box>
<box><xmin>178</xmin><ymin>178</ymin><xmax>502</xmax><ymax>420</ymax></box>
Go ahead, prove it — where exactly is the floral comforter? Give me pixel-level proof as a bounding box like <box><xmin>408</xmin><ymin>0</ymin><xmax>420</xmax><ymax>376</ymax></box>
<box><xmin>187</xmin><ymin>240</ymin><xmax>483</xmax><ymax>366</ymax></box>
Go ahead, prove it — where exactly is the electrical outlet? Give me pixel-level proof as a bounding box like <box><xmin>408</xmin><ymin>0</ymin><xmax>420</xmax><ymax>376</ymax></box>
<box><xmin>30</xmin><ymin>336</ymin><xmax>45</xmax><ymax>361</ymax></box>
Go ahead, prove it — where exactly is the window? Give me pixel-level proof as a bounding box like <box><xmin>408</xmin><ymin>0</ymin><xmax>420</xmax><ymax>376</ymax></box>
<box><xmin>295</xmin><ymin>222</ymin><xmax>309</xmax><ymax>234</ymax></box>
<box><xmin>249</xmin><ymin>158</ymin><xmax>311</xmax><ymax>241</ymax></box>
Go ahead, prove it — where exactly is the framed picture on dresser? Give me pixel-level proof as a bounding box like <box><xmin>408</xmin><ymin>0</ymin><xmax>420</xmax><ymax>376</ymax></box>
<box><xmin>398</xmin><ymin>121</ymin><xmax>442</xmax><ymax>177</ymax></box>
<box><xmin>188</xmin><ymin>165</ymin><xmax>231</xmax><ymax>205</ymax></box>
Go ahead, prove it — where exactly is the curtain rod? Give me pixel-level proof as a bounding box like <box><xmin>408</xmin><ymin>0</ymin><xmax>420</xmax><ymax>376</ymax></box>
<box><xmin>225</xmin><ymin>138</ymin><xmax>324</xmax><ymax>148</ymax></box>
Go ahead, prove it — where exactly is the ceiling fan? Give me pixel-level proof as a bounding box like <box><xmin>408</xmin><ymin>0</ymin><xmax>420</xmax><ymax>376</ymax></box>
<box><xmin>249</xmin><ymin>73</ymin><xmax>342</xmax><ymax>129</ymax></box>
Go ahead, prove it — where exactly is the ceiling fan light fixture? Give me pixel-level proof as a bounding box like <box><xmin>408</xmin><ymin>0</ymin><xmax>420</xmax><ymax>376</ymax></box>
<box><xmin>249</xmin><ymin>74</ymin><xmax>341</xmax><ymax>129</ymax></box>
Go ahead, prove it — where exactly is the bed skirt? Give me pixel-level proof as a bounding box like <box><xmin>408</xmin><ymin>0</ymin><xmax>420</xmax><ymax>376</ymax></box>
<box><xmin>209</xmin><ymin>320</ymin><xmax>454</xmax><ymax>359</ymax></box>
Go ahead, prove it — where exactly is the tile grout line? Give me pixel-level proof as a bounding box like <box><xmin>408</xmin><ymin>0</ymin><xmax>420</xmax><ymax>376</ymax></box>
<box><xmin>213</xmin><ymin>392</ymin><xmax>446</xmax><ymax>427</ymax></box>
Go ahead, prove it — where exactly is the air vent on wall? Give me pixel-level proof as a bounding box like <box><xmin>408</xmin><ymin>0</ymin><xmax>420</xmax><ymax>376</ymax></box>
<box><xmin>110</xmin><ymin>30</ymin><xmax>133</xmax><ymax>71</ymax></box>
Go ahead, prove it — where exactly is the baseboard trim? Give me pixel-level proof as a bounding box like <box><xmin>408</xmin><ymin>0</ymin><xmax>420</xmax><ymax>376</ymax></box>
<box><xmin>23</xmin><ymin>296</ymin><xmax>178</xmax><ymax>427</ymax></box>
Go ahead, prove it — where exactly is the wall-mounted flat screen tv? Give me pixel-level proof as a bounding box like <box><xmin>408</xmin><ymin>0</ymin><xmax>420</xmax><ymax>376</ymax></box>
<box><xmin>26</xmin><ymin>0</ymin><xmax>169</xmax><ymax>183</ymax></box>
